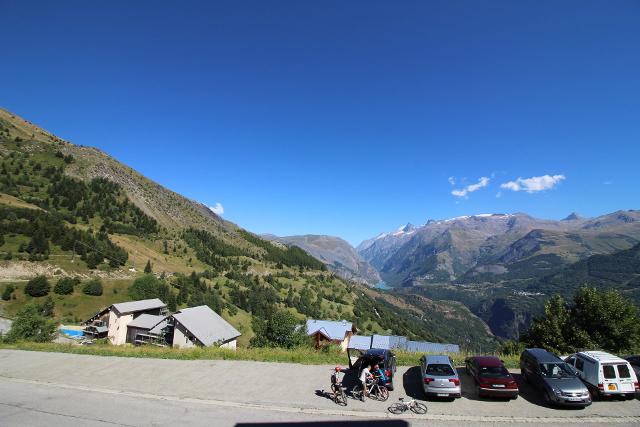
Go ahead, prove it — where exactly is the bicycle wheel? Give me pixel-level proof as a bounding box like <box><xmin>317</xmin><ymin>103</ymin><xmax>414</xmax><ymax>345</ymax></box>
<box><xmin>410</xmin><ymin>402</ymin><xmax>428</xmax><ymax>414</ymax></box>
<box><xmin>352</xmin><ymin>385</ymin><xmax>364</xmax><ymax>402</ymax></box>
<box><xmin>330</xmin><ymin>385</ymin><xmax>340</xmax><ymax>404</ymax></box>
<box><xmin>336</xmin><ymin>387</ymin><xmax>347</xmax><ymax>406</ymax></box>
<box><xmin>388</xmin><ymin>402</ymin><xmax>406</xmax><ymax>414</ymax></box>
<box><xmin>378</xmin><ymin>385</ymin><xmax>389</xmax><ymax>401</ymax></box>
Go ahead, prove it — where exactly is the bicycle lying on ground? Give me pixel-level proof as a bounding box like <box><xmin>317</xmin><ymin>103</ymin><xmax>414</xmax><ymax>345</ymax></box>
<box><xmin>352</xmin><ymin>378</ymin><xmax>389</xmax><ymax>402</ymax></box>
<box><xmin>388</xmin><ymin>397</ymin><xmax>428</xmax><ymax>414</ymax></box>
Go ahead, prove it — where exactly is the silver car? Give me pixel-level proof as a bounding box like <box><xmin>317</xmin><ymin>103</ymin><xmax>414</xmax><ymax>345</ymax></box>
<box><xmin>420</xmin><ymin>355</ymin><xmax>461</xmax><ymax>398</ymax></box>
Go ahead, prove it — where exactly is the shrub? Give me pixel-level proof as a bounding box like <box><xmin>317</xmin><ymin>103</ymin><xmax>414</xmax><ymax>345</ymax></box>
<box><xmin>498</xmin><ymin>340</ymin><xmax>525</xmax><ymax>356</ymax></box>
<box><xmin>25</xmin><ymin>276</ymin><xmax>50</xmax><ymax>297</ymax></box>
<box><xmin>2</xmin><ymin>284</ymin><xmax>15</xmax><ymax>301</ymax></box>
<box><xmin>128</xmin><ymin>274</ymin><xmax>163</xmax><ymax>300</ymax></box>
<box><xmin>82</xmin><ymin>279</ymin><xmax>103</xmax><ymax>296</ymax></box>
<box><xmin>4</xmin><ymin>303</ymin><xmax>57</xmax><ymax>343</ymax></box>
<box><xmin>250</xmin><ymin>311</ymin><xmax>307</xmax><ymax>349</ymax></box>
<box><xmin>521</xmin><ymin>286</ymin><xmax>640</xmax><ymax>353</ymax></box>
<box><xmin>54</xmin><ymin>277</ymin><xmax>80</xmax><ymax>295</ymax></box>
<box><xmin>86</xmin><ymin>252</ymin><xmax>103</xmax><ymax>269</ymax></box>
<box><xmin>40</xmin><ymin>296</ymin><xmax>55</xmax><ymax>317</ymax></box>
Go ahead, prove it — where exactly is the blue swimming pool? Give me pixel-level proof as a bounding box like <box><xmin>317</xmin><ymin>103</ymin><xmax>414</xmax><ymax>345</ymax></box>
<box><xmin>59</xmin><ymin>328</ymin><xmax>84</xmax><ymax>338</ymax></box>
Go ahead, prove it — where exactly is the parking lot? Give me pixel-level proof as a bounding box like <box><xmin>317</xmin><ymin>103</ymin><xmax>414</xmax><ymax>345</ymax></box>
<box><xmin>0</xmin><ymin>350</ymin><xmax>638</xmax><ymax>426</ymax></box>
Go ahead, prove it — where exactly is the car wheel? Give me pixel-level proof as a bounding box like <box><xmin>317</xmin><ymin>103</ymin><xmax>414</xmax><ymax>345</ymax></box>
<box><xmin>544</xmin><ymin>391</ymin><xmax>554</xmax><ymax>406</ymax></box>
<box><xmin>387</xmin><ymin>380</ymin><xmax>394</xmax><ymax>391</ymax></box>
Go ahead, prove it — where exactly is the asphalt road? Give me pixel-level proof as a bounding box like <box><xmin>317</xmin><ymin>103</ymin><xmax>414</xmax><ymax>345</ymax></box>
<box><xmin>0</xmin><ymin>350</ymin><xmax>638</xmax><ymax>427</ymax></box>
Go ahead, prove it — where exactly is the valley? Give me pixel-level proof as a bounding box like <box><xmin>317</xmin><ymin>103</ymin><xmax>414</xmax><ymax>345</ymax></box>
<box><xmin>356</xmin><ymin>213</ymin><xmax>640</xmax><ymax>340</ymax></box>
<box><xmin>1</xmin><ymin>107</ymin><xmax>638</xmax><ymax>347</ymax></box>
<box><xmin>0</xmin><ymin>108</ymin><xmax>497</xmax><ymax>349</ymax></box>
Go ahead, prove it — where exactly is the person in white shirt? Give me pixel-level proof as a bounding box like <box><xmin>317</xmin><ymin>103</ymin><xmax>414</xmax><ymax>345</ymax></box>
<box><xmin>359</xmin><ymin>365</ymin><xmax>371</xmax><ymax>398</ymax></box>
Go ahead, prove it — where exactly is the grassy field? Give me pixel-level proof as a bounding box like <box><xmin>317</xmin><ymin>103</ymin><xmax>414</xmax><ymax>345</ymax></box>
<box><xmin>0</xmin><ymin>341</ymin><xmax>521</xmax><ymax>368</ymax></box>
<box><xmin>0</xmin><ymin>279</ymin><xmax>133</xmax><ymax>322</ymax></box>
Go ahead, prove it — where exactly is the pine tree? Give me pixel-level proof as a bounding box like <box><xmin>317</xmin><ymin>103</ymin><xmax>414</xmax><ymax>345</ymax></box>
<box><xmin>144</xmin><ymin>260</ymin><xmax>153</xmax><ymax>274</ymax></box>
<box><xmin>40</xmin><ymin>296</ymin><xmax>55</xmax><ymax>317</ymax></box>
<box><xmin>167</xmin><ymin>293</ymin><xmax>177</xmax><ymax>312</ymax></box>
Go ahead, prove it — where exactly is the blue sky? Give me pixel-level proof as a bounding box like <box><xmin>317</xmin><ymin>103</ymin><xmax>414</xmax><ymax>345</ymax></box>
<box><xmin>2</xmin><ymin>1</ymin><xmax>639</xmax><ymax>245</ymax></box>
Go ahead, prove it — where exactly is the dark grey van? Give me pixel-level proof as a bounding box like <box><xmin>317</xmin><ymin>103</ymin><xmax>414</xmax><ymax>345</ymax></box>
<box><xmin>520</xmin><ymin>348</ymin><xmax>591</xmax><ymax>407</ymax></box>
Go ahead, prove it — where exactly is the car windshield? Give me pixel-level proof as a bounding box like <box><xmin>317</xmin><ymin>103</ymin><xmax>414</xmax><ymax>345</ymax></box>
<box><xmin>426</xmin><ymin>364</ymin><xmax>455</xmax><ymax>376</ymax></box>
<box><xmin>539</xmin><ymin>363</ymin><xmax>574</xmax><ymax>378</ymax></box>
<box><xmin>479</xmin><ymin>365</ymin><xmax>510</xmax><ymax>378</ymax></box>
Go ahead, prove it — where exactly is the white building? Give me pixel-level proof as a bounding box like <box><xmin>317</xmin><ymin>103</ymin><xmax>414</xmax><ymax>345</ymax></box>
<box><xmin>171</xmin><ymin>305</ymin><xmax>241</xmax><ymax>350</ymax></box>
<box><xmin>83</xmin><ymin>299</ymin><xmax>167</xmax><ymax>345</ymax></box>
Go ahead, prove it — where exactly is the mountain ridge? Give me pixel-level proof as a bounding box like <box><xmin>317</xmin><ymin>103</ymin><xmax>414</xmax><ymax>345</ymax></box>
<box><xmin>262</xmin><ymin>234</ymin><xmax>381</xmax><ymax>285</ymax></box>
<box><xmin>0</xmin><ymin>107</ymin><xmax>499</xmax><ymax>348</ymax></box>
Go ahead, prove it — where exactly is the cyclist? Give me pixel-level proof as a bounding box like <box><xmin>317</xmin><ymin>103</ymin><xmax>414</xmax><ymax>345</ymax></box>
<box><xmin>331</xmin><ymin>366</ymin><xmax>344</xmax><ymax>387</ymax></box>
<box><xmin>371</xmin><ymin>363</ymin><xmax>387</xmax><ymax>386</ymax></box>
<box><xmin>359</xmin><ymin>364</ymin><xmax>372</xmax><ymax>398</ymax></box>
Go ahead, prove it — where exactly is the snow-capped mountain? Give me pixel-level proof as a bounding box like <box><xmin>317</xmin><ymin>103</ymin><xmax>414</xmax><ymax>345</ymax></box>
<box><xmin>357</xmin><ymin>211</ymin><xmax>640</xmax><ymax>287</ymax></box>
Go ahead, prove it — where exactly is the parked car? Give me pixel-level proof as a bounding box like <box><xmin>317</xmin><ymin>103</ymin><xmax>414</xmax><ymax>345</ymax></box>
<box><xmin>520</xmin><ymin>348</ymin><xmax>591</xmax><ymax>407</ymax></box>
<box><xmin>465</xmin><ymin>356</ymin><xmax>518</xmax><ymax>399</ymax></box>
<box><xmin>348</xmin><ymin>348</ymin><xmax>397</xmax><ymax>390</ymax></box>
<box><xmin>565</xmin><ymin>351</ymin><xmax>639</xmax><ymax>399</ymax></box>
<box><xmin>420</xmin><ymin>355</ymin><xmax>461</xmax><ymax>399</ymax></box>
<box><xmin>622</xmin><ymin>355</ymin><xmax>640</xmax><ymax>379</ymax></box>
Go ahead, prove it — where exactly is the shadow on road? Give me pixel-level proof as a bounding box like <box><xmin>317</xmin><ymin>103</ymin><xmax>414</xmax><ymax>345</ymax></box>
<box><xmin>401</xmin><ymin>366</ymin><xmax>424</xmax><ymax>401</ymax></box>
<box><xmin>315</xmin><ymin>368</ymin><xmax>364</xmax><ymax>402</ymax></box>
<box><xmin>400</xmin><ymin>366</ymin><xmax>458</xmax><ymax>402</ymax></box>
<box><xmin>314</xmin><ymin>389</ymin><xmax>334</xmax><ymax>402</ymax></box>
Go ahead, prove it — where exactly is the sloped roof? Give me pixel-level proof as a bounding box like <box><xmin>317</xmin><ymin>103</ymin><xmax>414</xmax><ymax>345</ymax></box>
<box><xmin>172</xmin><ymin>305</ymin><xmax>241</xmax><ymax>346</ymax></box>
<box><xmin>346</xmin><ymin>334</ymin><xmax>461</xmax><ymax>354</ymax></box>
<box><xmin>372</xmin><ymin>334</ymin><xmax>407</xmax><ymax>350</ymax></box>
<box><xmin>348</xmin><ymin>335</ymin><xmax>372</xmax><ymax>350</ymax></box>
<box><xmin>306</xmin><ymin>319</ymin><xmax>353</xmax><ymax>341</ymax></box>
<box><xmin>127</xmin><ymin>314</ymin><xmax>166</xmax><ymax>330</ymax></box>
<box><xmin>405</xmin><ymin>340</ymin><xmax>460</xmax><ymax>354</ymax></box>
<box><xmin>112</xmin><ymin>299</ymin><xmax>166</xmax><ymax>315</ymax></box>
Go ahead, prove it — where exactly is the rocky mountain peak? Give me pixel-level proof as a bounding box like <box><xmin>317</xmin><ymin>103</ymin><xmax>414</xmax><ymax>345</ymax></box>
<box><xmin>562</xmin><ymin>212</ymin><xmax>582</xmax><ymax>221</ymax></box>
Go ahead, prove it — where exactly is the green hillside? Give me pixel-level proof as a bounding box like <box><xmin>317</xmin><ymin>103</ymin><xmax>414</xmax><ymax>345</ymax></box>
<box><xmin>0</xmin><ymin>108</ymin><xmax>497</xmax><ymax>349</ymax></box>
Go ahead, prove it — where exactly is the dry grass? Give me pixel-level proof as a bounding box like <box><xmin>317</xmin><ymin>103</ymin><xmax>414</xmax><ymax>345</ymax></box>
<box><xmin>0</xmin><ymin>341</ymin><xmax>521</xmax><ymax>368</ymax></box>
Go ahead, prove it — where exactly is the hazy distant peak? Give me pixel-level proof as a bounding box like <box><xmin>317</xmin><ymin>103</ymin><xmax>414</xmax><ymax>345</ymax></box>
<box><xmin>562</xmin><ymin>212</ymin><xmax>582</xmax><ymax>221</ymax></box>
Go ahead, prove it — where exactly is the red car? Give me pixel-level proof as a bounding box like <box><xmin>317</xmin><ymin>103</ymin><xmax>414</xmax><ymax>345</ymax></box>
<box><xmin>465</xmin><ymin>356</ymin><xmax>519</xmax><ymax>399</ymax></box>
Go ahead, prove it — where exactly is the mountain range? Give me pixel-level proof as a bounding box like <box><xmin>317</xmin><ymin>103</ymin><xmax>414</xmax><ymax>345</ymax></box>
<box><xmin>1</xmin><ymin>106</ymin><xmax>638</xmax><ymax>346</ymax></box>
<box><xmin>355</xmin><ymin>212</ymin><xmax>640</xmax><ymax>339</ymax></box>
<box><xmin>0</xmin><ymin>107</ymin><xmax>498</xmax><ymax>349</ymax></box>
<box><xmin>262</xmin><ymin>234</ymin><xmax>381</xmax><ymax>285</ymax></box>
<box><xmin>358</xmin><ymin>212</ymin><xmax>640</xmax><ymax>287</ymax></box>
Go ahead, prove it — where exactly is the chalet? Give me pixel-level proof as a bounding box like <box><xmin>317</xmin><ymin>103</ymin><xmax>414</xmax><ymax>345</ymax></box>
<box><xmin>170</xmin><ymin>305</ymin><xmax>241</xmax><ymax>349</ymax></box>
<box><xmin>83</xmin><ymin>298</ymin><xmax>167</xmax><ymax>345</ymax></box>
<box><xmin>306</xmin><ymin>319</ymin><xmax>357</xmax><ymax>352</ymax></box>
<box><xmin>126</xmin><ymin>313</ymin><xmax>170</xmax><ymax>346</ymax></box>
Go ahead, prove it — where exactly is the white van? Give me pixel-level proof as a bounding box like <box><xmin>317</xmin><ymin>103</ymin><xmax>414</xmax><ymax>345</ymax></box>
<box><xmin>565</xmin><ymin>351</ymin><xmax>639</xmax><ymax>399</ymax></box>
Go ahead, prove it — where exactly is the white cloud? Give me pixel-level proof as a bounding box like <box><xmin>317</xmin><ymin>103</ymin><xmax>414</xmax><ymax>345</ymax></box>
<box><xmin>603</xmin><ymin>180</ymin><xmax>613</xmax><ymax>185</ymax></box>
<box><xmin>448</xmin><ymin>176</ymin><xmax>456</xmax><ymax>186</ymax></box>
<box><xmin>451</xmin><ymin>176</ymin><xmax>490</xmax><ymax>198</ymax></box>
<box><xmin>208</xmin><ymin>202</ymin><xmax>224</xmax><ymax>216</ymax></box>
<box><xmin>500</xmin><ymin>174</ymin><xmax>565</xmax><ymax>193</ymax></box>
